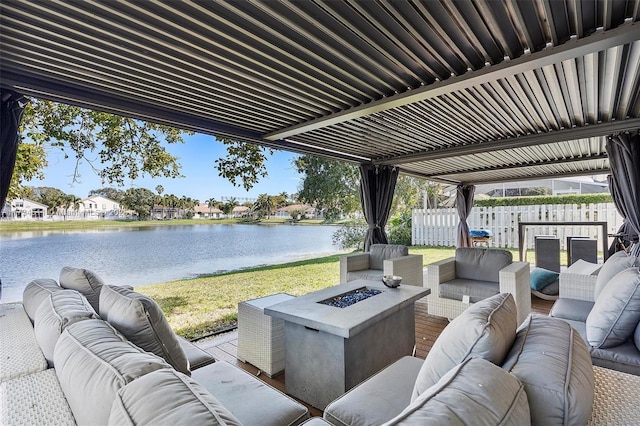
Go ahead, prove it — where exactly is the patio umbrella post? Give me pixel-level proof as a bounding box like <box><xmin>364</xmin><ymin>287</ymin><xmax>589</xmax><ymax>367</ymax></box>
<box><xmin>359</xmin><ymin>164</ymin><xmax>399</xmax><ymax>252</ymax></box>
<box><xmin>455</xmin><ymin>184</ymin><xmax>475</xmax><ymax>248</ymax></box>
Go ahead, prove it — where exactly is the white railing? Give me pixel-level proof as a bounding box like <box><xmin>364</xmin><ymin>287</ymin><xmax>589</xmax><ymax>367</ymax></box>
<box><xmin>412</xmin><ymin>203</ymin><xmax>624</xmax><ymax>249</ymax></box>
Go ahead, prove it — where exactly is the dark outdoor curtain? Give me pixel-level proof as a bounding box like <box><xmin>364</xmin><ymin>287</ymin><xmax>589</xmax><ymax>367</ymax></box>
<box><xmin>455</xmin><ymin>184</ymin><xmax>475</xmax><ymax>248</ymax></box>
<box><xmin>360</xmin><ymin>164</ymin><xmax>399</xmax><ymax>252</ymax></box>
<box><xmin>0</xmin><ymin>89</ymin><xmax>29</xmax><ymax>209</ymax></box>
<box><xmin>606</xmin><ymin>133</ymin><xmax>640</xmax><ymax>257</ymax></box>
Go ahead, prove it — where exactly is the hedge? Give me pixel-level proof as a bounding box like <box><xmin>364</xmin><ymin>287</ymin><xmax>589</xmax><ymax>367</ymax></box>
<box><xmin>473</xmin><ymin>193</ymin><xmax>612</xmax><ymax>207</ymax></box>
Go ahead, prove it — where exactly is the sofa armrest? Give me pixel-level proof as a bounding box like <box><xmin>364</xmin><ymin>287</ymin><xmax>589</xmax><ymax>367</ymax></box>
<box><xmin>499</xmin><ymin>261</ymin><xmax>531</xmax><ymax>326</ymax></box>
<box><xmin>340</xmin><ymin>253</ymin><xmax>370</xmax><ymax>283</ymax></box>
<box><xmin>558</xmin><ymin>260</ymin><xmax>600</xmax><ymax>302</ymax></box>
<box><xmin>383</xmin><ymin>255</ymin><xmax>424</xmax><ymax>286</ymax></box>
<box><xmin>426</xmin><ymin>258</ymin><xmax>456</xmax><ymax>293</ymax></box>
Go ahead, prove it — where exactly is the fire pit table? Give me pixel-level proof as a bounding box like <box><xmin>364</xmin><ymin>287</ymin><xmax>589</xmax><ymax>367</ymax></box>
<box><xmin>264</xmin><ymin>279</ymin><xmax>430</xmax><ymax>409</ymax></box>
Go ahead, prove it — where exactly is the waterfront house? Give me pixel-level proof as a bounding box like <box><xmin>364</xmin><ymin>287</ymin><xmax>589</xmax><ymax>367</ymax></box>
<box><xmin>2</xmin><ymin>199</ymin><xmax>48</xmax><ymax>220</ymax></box>
<box><xmin>77</xmin><ymin>196</ymin><xmax>121</xmax><ymax>219</ymax></box>
<box><xmin>194</xmin><ymin>204</ymin><xmax>223</xmax><ymax>219</ymax></box>
<box><xmin>276</xmin><ymin>204</ymin><xmax>318</xmax><ymax>220</ymax></box>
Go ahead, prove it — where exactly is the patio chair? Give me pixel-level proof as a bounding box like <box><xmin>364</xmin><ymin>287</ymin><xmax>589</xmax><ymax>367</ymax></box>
<box><xmin>426</xmin><ymin>247</ymin><xmax>531</xmax><ymax>324</ymax></box>
<box><xmin>339</xmin><ymin>244</ymin><xmax>423</xmax><ymax>286</ymax></box>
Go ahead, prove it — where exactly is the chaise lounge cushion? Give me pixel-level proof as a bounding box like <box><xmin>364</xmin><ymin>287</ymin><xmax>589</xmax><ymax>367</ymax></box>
<box><xmin>59</xmin><ymin>266</ymin><xmax>105</xmax><ymax>313</ymax></box>
<box><xmin>594</xmin><ymin>251</ymin><xmax>638</xmax><ymax>300</ymax></box>
<box><xmin>34</xmin><ymin>289</ymin><xmax>98</xmax><ymax>366</ymax></box>
<box><xmin>54</xmin><ymin>319</ymin><xmax>171</xmax><ymax>425</ymax></box>
<box><xmin>99</xmin><ymin>285</ymin><xmax>190</xmax><ymax>375</ymax></box>
<box><xmin>454</xmin><ymin>247</ymin><xmax>512</xmax><ymax>282</ymax></box>
<box><xmin>502</xmin><ymin>314</ymin><xmax>594</xmax><ymax>425</ymax></box>
<box><xmin>586</xmin><ymin>268</ymin><xmax>640</xmax><ymax>348</ymax></box>
<box><xmin>23</xmin><ymin>278</ymin><xmax>62</xmax><ymax>322</ymax></box>
<box><xmin>412</xmin><ymin>292</ymin><xmax>517</xmax><ymax>398</ymax></box>
<box><xmin>369</xmin><ymin>244</ymin><xmax>409</xmax><ymax>270</ymax></box>
<box><xmin>110</xmin><ymin>369</ymin><xmax>242</xmax><ymax>426</ymax></box>
<box><xmin>384</xmin><ymin>358</ymin><xmax>530</xmax><ymax>425</ymax></box>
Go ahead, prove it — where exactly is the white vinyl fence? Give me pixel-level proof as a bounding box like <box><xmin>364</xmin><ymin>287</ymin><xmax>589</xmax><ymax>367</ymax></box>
<box><xmin>412</xmin><ymin>203</ymin><xmax>624</xmax><ymax>250</ymax></box>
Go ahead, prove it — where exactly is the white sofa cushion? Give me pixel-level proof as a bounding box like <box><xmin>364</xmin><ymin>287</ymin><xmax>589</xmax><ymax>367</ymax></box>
<box><xmin>99</xmin><ymin>285</ymin><xmax>190</xmax><ymax>375</ymax></box>
<box><xmin>384</xmin><ymin>358</ymin><xmax>530</xmax><ymax>425</ymax></box>
<box><xmin>34</xmin><ymin>289</ymin><xmax>98</xmax><ymax>366</ymax></box>
<box><xmin>594</xmin><ymin>251</ymin><xmax>638</xmax><ymax>299</ymax></box>
<box><xmin>59</xmin><ymin>266</ymin><xmax>105</xmax><ymax>312</ymax></box>
<box><xmin>412</xmin><ymin>292</ymin><xmax>517</xmax><ymax>398</ymax></box>
<box><xmin>110</xmin><ymin>369</ymin><xmax>241</xmax><ymax>425</ymax></box>
<box><xmin>502</xmin><ymin>314</ymin><xmax>594</xmax><ymax>425</ymax></box>
<box><xmin>53</xmin><ymin>319</ymin><xmax>171</xmax><ymax>425</ymax></box>
<box><xmin>23</xmin><ymin>278</ymin><xmax>62</xmax><ymax>322</ymax></box>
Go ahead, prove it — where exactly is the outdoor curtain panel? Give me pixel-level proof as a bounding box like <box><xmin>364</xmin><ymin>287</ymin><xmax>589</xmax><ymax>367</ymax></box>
<box><xmin>0</xmin><ymin>89</ymin><xmax>29</xmax><ymax>209</ymax></box>
<box><xmin>456</xmin><ymin>184</ymin><xmax>475</xmax><ymax>248</ymax></box>
<box><xmin>606</xmin><ymin>133</ymin><xmax>640</xmax><ymax>257</ymax></box>
<box><xmin>360</xmin><ymin>164</ymin><xmax>399</xmax><ymax>252</ymax></box>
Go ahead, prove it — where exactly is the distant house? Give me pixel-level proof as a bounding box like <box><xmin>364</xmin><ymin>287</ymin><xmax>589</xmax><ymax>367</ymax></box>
<box><xmin>276</xmin><ymin>204</ymin><xmax>317</xmax><ymax>219</ymax></box>
<box><xmin>232</xmin><ymin>206</ymin><xmax>250</xmax><ymax>218</ymax></box>
<box><xmin>77</xmin><ymin>196</ymin><xmax>121</xmax><ymax>219</ymax></box>
<box><xmin>194</xmin><ymin>204</ymin><xmax>223</xmax><ymax>219</ymax></box>
<box><xmin>2</xmin><ymin>198</ymin><xmax>48</xmax><ymax>220</ymax></box>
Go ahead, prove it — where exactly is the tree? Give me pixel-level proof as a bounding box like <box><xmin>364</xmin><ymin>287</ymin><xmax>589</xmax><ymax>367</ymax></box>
<box><xmin>207</xmin><ymin>197</ymin><xmax>218</xmax><ymax>217</ymax></box>
<box><xmin>252</xmin><ymin>193</ymin><xmax>276</xmax><ymax>219</ymax></box>
<box><xmin>88</xmin><ymin>187</ymin><xmax>124</xmax><ymax>203</ymax></box>
<box><xmin>32</xmin><ymin>186</ymin><xmax>68</xmax><ymax>212</ymax></box>
<box><xmin>215</xmin><ymin>139</ymin><xmax>273</xmax><ymax>191</ymax></box>
<box><xmin>294</xmin><ymin>155</ymin><xmax>360</xmax><ymax>220</ymax></box>
<box><xmin>120</xmin><ymin>188</ymin><xmax>156</xmax><ymax>220</ymax></box>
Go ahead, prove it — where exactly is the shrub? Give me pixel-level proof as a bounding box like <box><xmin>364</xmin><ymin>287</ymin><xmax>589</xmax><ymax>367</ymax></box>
<box><xmin>388</xmin><ymin>211</ymin><xmax>412</xmax><ymax>246</ymax></box>
<box><xmin>332</xmin><ymin>221</ymin><xmax>367</xmax><ymax>250</ymax></box>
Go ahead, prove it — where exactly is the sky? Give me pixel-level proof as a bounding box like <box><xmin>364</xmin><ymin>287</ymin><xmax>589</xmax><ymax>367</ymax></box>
<box><xmin>26</xmin><ymin>132</ymin><xmax>304</xmax><ymax>203</ymax></box>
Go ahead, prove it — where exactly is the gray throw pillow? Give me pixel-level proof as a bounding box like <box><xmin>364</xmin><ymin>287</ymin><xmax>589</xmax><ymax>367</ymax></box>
<box><xmin>59</xmin><ymin>266</ymin><xmax>105</xmax><ymax>313</ymax></box>
<box><xmin>369</xmin><ymin>244</ymin><xmax>408</xmax><ymax>270</ymax></box>
<box><xmin>412</xmin><ymin>292</ymin><xmax>517</xmax><ymax>399</ymax></box>
<box><xmin>594</xmin><ymin>251</ymin><xmax>638</xmax><ymax>300</ymax></box>
<box><xmin>385</xmin><ymin>358</ymin><xmax>529</xmax><ymax>426</ymax></box>
<box><xmin>455</xmin><ymin>248</ymin><xmax>512</xmax><ymax>282</ymax></box>
<box><xmin>23</xmin><ymin>278</ymin><xmax>61</xmax><ymax>322</ymax></box>
<box><xmin>586</xmin><ymin>268</ymin><xmax>640</xmax><ymax>348</ymax></box>
<box><xmin>99</xmin><ymin>285</ymin><xmax>190</xmax><ymax>375</ymax></box>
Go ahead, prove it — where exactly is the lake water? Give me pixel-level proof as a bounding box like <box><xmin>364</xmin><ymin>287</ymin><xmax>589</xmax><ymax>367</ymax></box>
<box><xmin>0</xmin><ymin>224</ymin><xmax>341</xmax><ymax>303</ymax></box>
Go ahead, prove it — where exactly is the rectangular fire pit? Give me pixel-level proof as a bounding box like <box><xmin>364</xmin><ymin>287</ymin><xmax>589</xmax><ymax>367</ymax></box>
<box><xmin>318</xmin><ymin>287</ymin><xmax>382</xmax><ymax>308</ymax></box>
<box><xmin>265</xmin><ymin>280</ymin><xmax>430</xmax><ymax>410</ymax></box>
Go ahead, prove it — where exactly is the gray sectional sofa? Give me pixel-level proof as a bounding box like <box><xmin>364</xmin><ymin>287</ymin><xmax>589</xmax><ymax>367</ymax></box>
<box><xmin>1</xmin><ymin>267</ymin><xmax>309</xmax><ymax>425</ymax></box>
<box><xmin>550</xmin><ymin>251</ymin><xmax>640</xmax><ymax>375</ymax></box>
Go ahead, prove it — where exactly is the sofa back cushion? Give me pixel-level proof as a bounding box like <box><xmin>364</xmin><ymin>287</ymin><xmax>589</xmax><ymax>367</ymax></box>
<box><xmin>586</xmin><ymin>268</ymin><xmax>640</xmax><ymax>348</ymax></box>
<box><xmin>99</xmin><ymin>285</ymin><xmax>190</xmax><ymax>375</ymax></box>
<box><xmin>59</xmin><ymin>266</ymin><xmax>105</xmax><ymax>312</ymax></box>
<box><xmin>455</xmin><ymin>248</ymin><xmax>512</xmax><ymax>282</ymax></box>
<box><xmin>502</xmin><ymin>314</ymin><xmax>594</xmax><ymax>425</ymax></box>
<box><xmin>594</xmin><ymin>251</ymin><xmax>638</xmax><ymax>299</ymax></box>
<box><xmin>109</xmin><ymin>369</ymin><xmax>241</xmax><ymax>426</ymax></box>
<box><xmin>54</xmin><ymin>319</ymin><xmax>171</xmax><ymax>426</ymax></box>
<box><xmin>385</xmin><ymin>358</ymin><xmax>529</xmax><ymax>426</ymax></box>
<box><xmin>369</xmin><ymin>244</ymin><xmax>408</xmax><ymax>270</ymax></box>
<box><xmin>412</xmin><ymin>292</ymin><xmax>517</xmax><ymax>398</ymax></box>
<box><xmin>34</xmin><ymin>290</ymin><xmax>98</xmax><ymax>366</ymax></box>
<box><xmin>23</xmin><ymin>278</ymin><xmax>61</xmax><ymax>322</ymax></box>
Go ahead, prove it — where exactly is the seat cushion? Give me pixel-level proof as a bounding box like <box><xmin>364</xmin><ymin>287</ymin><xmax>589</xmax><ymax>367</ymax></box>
<box><xmin>502</xmin><ymin>314</ymin><xmax>594</xmax><ymax>426</ymax></box>
<box><xmin>59</xmin><ymin>266</ymin><xmax>105</xmax><ymax>312</ymax></box>
<box><xmin>22</xmin><ymin>278</ymin><xmax>62</xmax><ymax>322</ymax></box>
<box><xmin>109</xmin><ymin>369</ymin><xmax>241</xmax><ymax>425</ymax></box>
<box><xmin>530</xmin><ymin>267</ymin><xmax>559</xmax><ymax>291</ymax></box>
<box><xmin>192</xmin><ymin>361</ymin><xmax>309</xmax><ymax>426</ymax></box>
<box><xmin>591</xmin><ymin>340</ymin><xmax>640</xmax><ymax>375</ymax></box>
<box><xmin>412</xmin><ymin>292</ymin><xmax>517</xmax><ymax>398</ymax></box>
<box><xmin>439</xmin><ymin>278</ymin><xmax>499</xmax><ymax>303</ymax></box>
<box><xmin>34</xmin><ymin>289</ymin><xmax>98</xmax><ymax>366</ymax></box>
<box><xmin>99</xmin><ymin>285</ymin><xmax>190</xmax><ymax>375</ymax></box>
<box><xmin>586</xmin><ymin>268</ymin><xmax>640</xmax><ymax>348</ymax></box>
<box><xmin>594</xmin><ymin>251</ymin><xmax>638</xmax><ymax>299</ymax></box>
<box><xmin>369</xmin><ymin>244</ymin><xmax>408</xmax><ymax>270</ymax></box>
<box><xmin>53</xmin><ymin>319</ymin><xmax>171</xmax><ymax>426</ymax></box>
<box><xmin>384</xmin><ymin>358</ymin><xmax>530</xmax><ymax>426</ymax></box>
<box><xmin>550</xmin><ymin>298</ymin><xmax>595</xmax><ymax>322</ymax></box>
<box><xmin>454</xmin><ymin>247</ymin><xmax>512</xmax><ymax>282</ymax></box>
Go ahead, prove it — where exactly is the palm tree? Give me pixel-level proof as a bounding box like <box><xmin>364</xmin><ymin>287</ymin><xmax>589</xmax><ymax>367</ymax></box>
<box><xmin>207</xmin><ymin>197</ymin><xmax>217</xmax><ymax>218</ymax></box>
<box><xmin>66</xmin><ymin>195</ymin><xmax>81</xmax><ymax>219</ymax></box>
<box><xmin>155</xmin><ymin>185</ymin><xmax>165</xmax><ymax>220</ymax></box>
<box><xmin>253</xmin><ymin>193</ymin><xmax>276</xmax><ymax>219</ymax></box>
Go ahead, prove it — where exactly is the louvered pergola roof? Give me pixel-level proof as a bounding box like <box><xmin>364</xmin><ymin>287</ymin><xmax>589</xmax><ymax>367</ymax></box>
<box><xmin>1</xmin><ymin>1</ymin><xmax>639</xmax><ymax>185</ymax></box>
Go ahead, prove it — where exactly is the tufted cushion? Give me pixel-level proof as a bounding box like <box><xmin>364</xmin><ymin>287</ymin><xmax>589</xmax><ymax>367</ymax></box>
<box><xmin>34</xmin><ymin>290</ymin><xmax>98</xmax><ymax>366</ymax></box>
<box><xmin>586</xmin><ymin>268</ymin><xmax>640</xmax><ymax>348</ymax></box>
<box><xmin>54</xmin><ymin>319</ymin><xmax>171</xmax><ymax>426</ymax></box>
<box><xmin>59</xmin><ymin>266</ymin><xmax>105</xmax><ymax>312</ymax></box>
<box><xmin>502</xmin><ymin>314</ymin><xmax>594</xmax><ymax>425</ymax></box>
<box><xmin>385</xmin><ymin>358</ymin><xmax>530</xmax><ymax>425</ymax></box>
<box><xmin>23</xmin><ymin>278</ymin><xmax>61</xmax><ymax>322</ymax></box>
<box><xmin>455</xmin><ymin>248</ymin><xmax>512</xmax><ymax>282</ymax></box>
<box><xmin>109</xmin><ymin>369</ymin><xmax>241</xmax><ymax>426</ymax></box>
<box><xmin>369</xmin><ymin>244</ymin><xmax>408</xmax><ymax>270</ymax></box>
<box><xmin>594</xmin><ymin>251</ymin><xmax>638</xmax><ymax>300</ymax></box>
<box><xmin>99</xmin><ymin>285</ymin><xmax>190</xmax><ymax>375</ymax></box>
<box><xmin>412</xmin><ymin>293</ymin><xmax>517</xmax><ymax>398</ymax></box>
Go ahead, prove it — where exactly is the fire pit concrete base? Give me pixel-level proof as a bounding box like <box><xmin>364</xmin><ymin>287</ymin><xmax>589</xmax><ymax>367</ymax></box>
<box><xmin>265</xmin><ymin>280</ymin><xmax>430</xmax><ymax>410</ymax></box>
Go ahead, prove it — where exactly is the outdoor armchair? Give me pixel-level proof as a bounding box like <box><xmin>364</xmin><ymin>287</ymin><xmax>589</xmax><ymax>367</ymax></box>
<box><xmin>339</xmin><ymin>244</ymin><xmax>424</xmax><ymax>287</ymax></box>
<box><xmin>426</xmin><ymin>247</ymin><xmax>531</xmax><ymax>324</ymax></box>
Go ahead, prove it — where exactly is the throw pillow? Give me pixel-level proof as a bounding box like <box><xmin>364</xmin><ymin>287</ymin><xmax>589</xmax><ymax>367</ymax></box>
<box><xmin>385</xmin><ymin>358</ymin><xmax>529</xmax><ymax>425</ymax></box>
<box><xmin>23</xmin><ymin>278</ymin><xmax>62</xmax><ymax>322</ymax></box>
<box><xmin>369</xmin><ymin>244</ymin><xmax>408</xmax><ymax>270</ymax></box>
<box><xmin>530</xmin><ymin>267</ymin><xmax>559</xmax><ymax>291</ymax></box>
<box><xmin>99</xmin><ymin>285</ymin><xmax>190</xmax><ymax>375</ymax></box>
<box><xmin>59</xmin><ymin>266</ymin><xmax>106</xmax><ymax>313</ymax></box>
<box><xmin>586</xmin><ymin>268</ymin><xmax>640</xmax><ymax>348</ymax></box>
<box><xmin>412</xmin><ymin>292</ymin><xmax>517</xmax><ymax>399</ymax></box>
<box><xmin>594</xmin><ymin>251</ymin><xmax>638</xmax><ymax>299</ymax></box>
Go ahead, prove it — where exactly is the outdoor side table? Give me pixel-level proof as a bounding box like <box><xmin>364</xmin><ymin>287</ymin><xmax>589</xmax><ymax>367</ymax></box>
<box><xmin>237</xmin><ymin>293</ymin><xmax>295</xmax><ymax>377</ymax></box>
